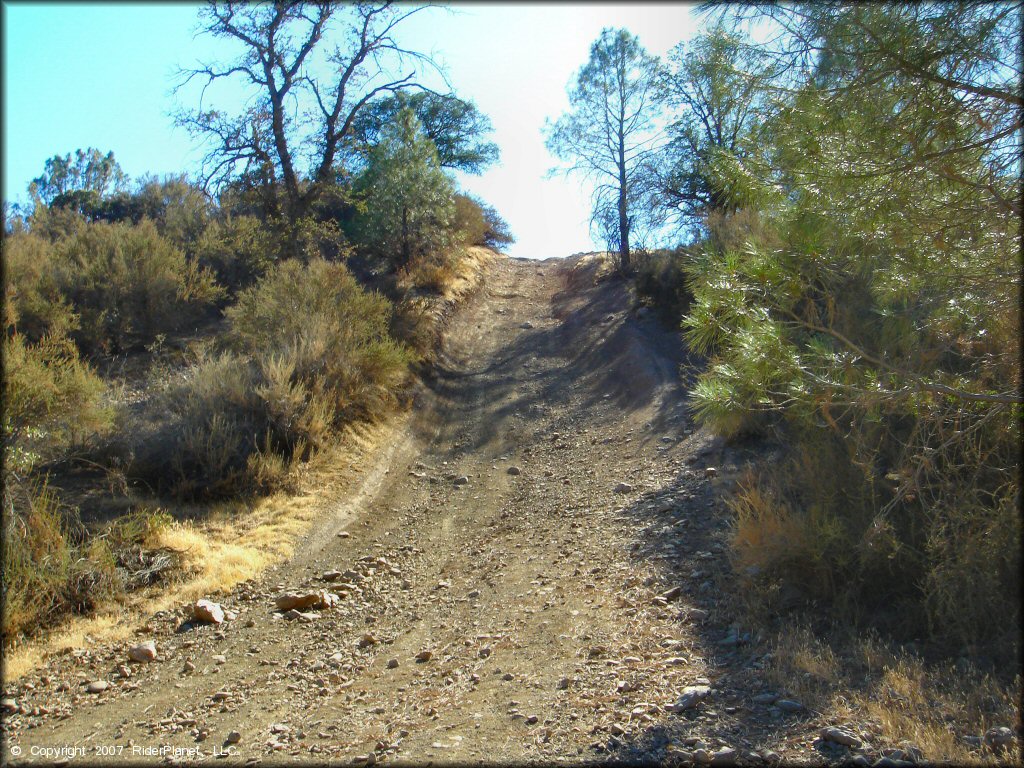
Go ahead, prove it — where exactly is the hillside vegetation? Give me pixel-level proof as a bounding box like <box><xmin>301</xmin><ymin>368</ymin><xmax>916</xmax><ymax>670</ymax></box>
<box><xmin>3</xmin><ymin>99</ymin><xmax>511</xmax><ymax>644</ymax></box>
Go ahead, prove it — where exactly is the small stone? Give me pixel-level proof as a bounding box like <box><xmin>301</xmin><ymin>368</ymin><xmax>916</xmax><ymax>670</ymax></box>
<box><xmin>609</xmin><ymin>723</ymin><xmax>625</xmax><ymax>736</ymax></box>
<box><xmin>357</xmin><ymin>633</ymin><xmax>378</xmax><ymax>648</ymax></box>
<box><xmin>225</xmin><ymin>731</ymin><xmax>242</xmax><ymax>745</ymax></box>
<box><xmin>688</xmin><ymin>608</ymin><xmax>709</xmax><ymax>621</ymax></box>
<box><xmin>557</xmin><ymin>677</ymin><xmax>570</xmax><ymax>690</ymax></box>
<box><xmin>467</xmin><ymin>589</ymin><xmax>481</xmax><ymax>599</ymax></box>
<box><xmin>387</xmin><ymin>658</ymin><xmax>399</xmax><ymax>669</ymax></box>
<box><xmin>478</xmin><ymin>647</ymin><xmax>492</xmax><ymax>659</ymax></box>
<box><xmin>454</xmin><ymin>475</ymin><xmax>469</xmax><ymax>486</ymax></box>
<box><xmin>822</xmin><ymin>726</ymin><xmax>862</xmax><ymax>748</ymax></box>
<box><xmin>661</xmin><ymin>586</ymin><xmax>682</xmax><ymax>602</ymax></box>
<box><xmin>520</xmin><ymin>321</ymin><xmax>534</xmax><ymax>329</ymax></box>
<box><xmin>507</xmin><ymin>466</ymin><xmax>522</xmax><ymax>476</ymax></box>
<box><xmin>525</xmin><ymin>715</ymin><xmax>538</xmax><ymax>725</ymax></box>
<box><xmin>336</xmin><ymin>531</ymin><xmax>351</xmax><ymax>538</ymax></box>
<box><xmin>672</xmin><ymin>685</ymin><xmax>711</xmax><ymax>711</ymax></box>
<box><xmin>128</xmin><ymin>641</ymin><xmax>157</xmax><ymax>663</ymax></box>
<box><xmin>614</xmin><ymin>482</ymin><xmax>633</xmax><ymax>493</ymax></box>
<box><xmin>704</xmin><ymin>467</ymin><xmax>718</xmax><ymax>478</ymax></box>
<box><xmin>212</xmin><ymin>654</ymin><xmax>227</xmax><ymax>664</ymax></box>
<box><xmin>711</xmin><ymin>747</ymin><xmax>736</xmax><ymax>765</ymax></box>
<box><xmin>85</xmin><ymin>680</ymin><xmax>109</xmax><ymax>694</ymax></box>
<box><xmin>751</xmin><ymin>692</ymin><xmax>778</xmax><ymax>705</ymax></box>
<box><xmin>183</xmin><ymin>660</ymin><xmax>196</xmax><ymax>673</ymax></box>
<box><xmin>1</xmin><ymin>698</ymin><xmax>18</xmax><ymax>713</ymax></box>
<box><xmin>212</xmin><ymin>691</ymin><xmax>231</xmax><ymax>702</ymax></box>
<box><xmin>191</xmin><ymin>599</ymin><xmax>225</xmax><ymax>624</ymax></box>
<box><xmin>321</xmin><ymin>570</ymin><xmax>343</xmax><ymax>582</ymax></box>
<box><xmin>415</xmin><ymin>650</ymin><xmax>433</xmax><ymax>663</ymax></box>
<box><xmin>694</xmin><ymin>748</ymin><xmax>712</xmax><ymax>764</ymax></box>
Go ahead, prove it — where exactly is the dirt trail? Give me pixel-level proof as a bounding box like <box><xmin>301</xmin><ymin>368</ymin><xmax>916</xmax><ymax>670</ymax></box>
<box><xmin>3</xmin><ymin>254</ymin><xmax>814</xmax><ymax>765</ymax></box>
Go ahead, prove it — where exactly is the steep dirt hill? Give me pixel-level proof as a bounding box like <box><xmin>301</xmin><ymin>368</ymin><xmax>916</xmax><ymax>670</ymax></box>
<box><xmin>3</xmin><ymin>254</ymin><xmax>842</xmax><ymax>765</ymax></box>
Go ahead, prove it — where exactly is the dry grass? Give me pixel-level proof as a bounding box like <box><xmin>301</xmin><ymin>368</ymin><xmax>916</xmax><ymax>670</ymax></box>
<box><xmin>4</xmin><ymin>414</ymin><xmax>403</xmax><ymax>681</ymax></box>
<box><xmin>766</xmin><ymin>624</ymin><xmax>1021</xmax><ymax>764</ymax></box>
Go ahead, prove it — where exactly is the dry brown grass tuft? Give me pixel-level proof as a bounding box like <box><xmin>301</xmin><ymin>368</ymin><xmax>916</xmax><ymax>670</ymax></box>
<box><xmin>4</xmin><ymin>415</ymin><xmax>402</xmax><ymax>681</ymax></box>
<box><xmin>766</xmin><ymin>624</ymin><xmax>1021</xmax><ymax>764</ymax></box>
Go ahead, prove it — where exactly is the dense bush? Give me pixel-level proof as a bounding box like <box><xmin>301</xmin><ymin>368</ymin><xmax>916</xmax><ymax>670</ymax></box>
<box><xmin>133</xmin><ymin>259</ymin><xmax>411</xmax><ymax>499</ymax></box>
<box><xmin>194</xmin><ymin>215</ymin><xmax>277</xmax><ymax>296</ymax></box>
<box><xmin>684</xmin><ymin>5</ymin><xmax>1021</xmax><ymax>653</ymax></box>
<box><xmin>3</xmin><ymin>331</ymin><xmax>111</xmax><ymax>471</ymax></box>
<box><xmin>453</xmin><ymin>193</ymin><xmax>514</xmax><ymax>250</ymax></box>
<box><xmin>1</xmin><ymin>481</ymin><xmax>120</xmax><ymax>638</ymax></box>
<box><xmin>54</xmin><ymin>220</ymin><xmax>223</xmax><ymax>351</ymax></box>
<box><xmin>4</xmin><ymin>231</ymin><xmax>79</xmax><ymax>341</ymax></box>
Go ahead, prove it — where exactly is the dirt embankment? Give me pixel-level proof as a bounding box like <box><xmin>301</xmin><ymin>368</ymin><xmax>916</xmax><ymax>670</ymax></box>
<box><xmin>4</xmin><ymin>253</ymin><xmax>995</xmax><ymax>766</ymax></box>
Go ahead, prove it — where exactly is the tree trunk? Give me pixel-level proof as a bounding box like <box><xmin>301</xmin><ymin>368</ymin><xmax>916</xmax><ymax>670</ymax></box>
<box><xmin>617</xmin><ymin>134</ymin><xmax>630</xmax><ymax>274</ymax></box>
<box><xmin>401</xmin><ymin>206</ymin><xmax>410</xmax><ymax>270</ymax></box>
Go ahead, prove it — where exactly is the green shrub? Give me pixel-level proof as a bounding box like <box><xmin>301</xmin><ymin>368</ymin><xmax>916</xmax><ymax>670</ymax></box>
<box><xmin>3</xmin><ymin>231</ymin><xmax>79</xmax><ymax>341</ymax></box>
<box><xmin>3</xmin><ymin>331</ymin><xmax>111</xmax><ymax>470</ymax></box>
<box><xmin>1</xmin><ymin>480</ymin><xmax>122</xmax><ymax>639</ymax></box>
<box><xmin>54</xmin><ymin>219</ymin><xmax>223</xmax><ymax>351</ymax></box>
<box><xmin>453</xmin><ymin>193</ymin><xmax>514</xmax><ymax>250</ymax></box>
<box><xmin>133</xmin><ymin>259</ymin><xmax>411</xmax><ymax>499</ymax></box>
<box><xmin>195</xmin><ymin>215</ymin><xmax>277</xmax><ymax>295</ymax></box>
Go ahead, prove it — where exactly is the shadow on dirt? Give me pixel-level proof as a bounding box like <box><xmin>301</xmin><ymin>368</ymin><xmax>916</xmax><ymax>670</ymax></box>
<box><xmin>413</xmin><ymin>256</ymin><xmax>702</xmax><ymax>465</ymax></box>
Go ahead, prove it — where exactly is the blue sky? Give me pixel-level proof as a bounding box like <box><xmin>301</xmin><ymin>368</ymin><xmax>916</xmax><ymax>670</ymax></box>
<box><xmin>2</xmin><ymin>2</ymin><xmax>700</xmax><ymax>258</ymax></box>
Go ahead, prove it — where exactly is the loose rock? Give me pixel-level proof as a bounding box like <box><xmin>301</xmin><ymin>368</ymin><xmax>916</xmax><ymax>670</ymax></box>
<box><xmin>85</xmin><ymin>680</ymin><xmax>109</xmax><ymax>694</ymax></box>
<box><xmin>775</xmin><ymin>699</ymin><xmax>803</xmax><ymax>713</ymax></box>
<box><xmin>128</xmin><ymin>641</ymin><xmax>157</xmax><ymax>663</ymax></box>
<box><xmin>984</xmin><ymin>726</ymin><xmax>1015</xmax><ymax>753</ymax></box>
<box><xmin>226</xmin><ymin>731</ymin><xmax>242</xmax><ymax>745</ymax></box>
<box><xmin>507</xmin><ymin>466</ymin><xmax>522</xmax><ymax>476</ymax></box>
<box><xmin>191</xmin><ymin>599</ymin><xmax>225</xmax><ymax>624</ymax></box>
<box><xmin>822</xmin><ymin>726</ymin><xmax>863</xmax><ymax>748</ymax></box>
<box><xmin>276</xmin><ymin>590</ymin><xmax>340</xmax><ymax>612</ymax></box>
<box><xmin>415</xmin><ymin>650</ymin><xmax>433</xmax><ymax>663</ymax></box>
<box><xmin>614</xmin><ymin>482</ymin><xmax>633</xmax><ymax>494</ymax></box>
<box><xmin>672</xmin><ymin>685</ymin><xmax>711</xmax><ymax>711</ymax></box>
<box><xmin>454</xmin><ymin>476</ymin><xmax>470</xmax><ymax>486</ymax></box>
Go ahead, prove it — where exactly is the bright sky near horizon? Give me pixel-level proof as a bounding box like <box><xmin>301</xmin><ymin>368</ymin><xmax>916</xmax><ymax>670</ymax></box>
<box><xmin>2</xmin><ymin>2</ymin><xmax>700</xmax><ymax>259</ymax></box>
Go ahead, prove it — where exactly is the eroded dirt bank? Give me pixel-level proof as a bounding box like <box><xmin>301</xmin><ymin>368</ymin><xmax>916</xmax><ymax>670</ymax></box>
<box><xmin>3</xmin><ymin>254</ymin><xmax>833</xmax><ymax>765</ymax></box>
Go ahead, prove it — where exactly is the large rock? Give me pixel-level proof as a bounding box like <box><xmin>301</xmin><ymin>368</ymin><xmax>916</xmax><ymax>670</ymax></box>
<box><xmin>821</xmin><ymin>726</ymin><xmax>862</xmax><ymax>748</ymax></box>
<box><xmin>128</xmin><ymin>641</ymin><xmax>157</xmax><ymax>663</ymax></box>
<box><xmin>191</xmin><ymin>599</ymin><xmax>225</xmax><ymax>624</ymax></box>
<box><xmin>275</xmin><ymin>590</ymin><xmax>340</xmax><ymax>612</ymax></box>
<box><xmin>672</xmin><ymin>685</ymin><xmax>711</xmax><ymax>711</ymax></box>
<box><xmin>984</xmin><ymin>726</ymin><xmax>1016</xmax><ymax>754</ymax></box>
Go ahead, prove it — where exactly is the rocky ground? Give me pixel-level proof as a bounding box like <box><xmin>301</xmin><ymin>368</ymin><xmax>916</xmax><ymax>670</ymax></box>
<box><xmin>1</xmin><ymin>254</ymin><xmax>1012</xmax><ymax>766</ymax></box>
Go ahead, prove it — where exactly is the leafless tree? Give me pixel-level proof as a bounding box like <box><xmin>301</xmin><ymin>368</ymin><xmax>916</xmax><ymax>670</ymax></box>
<box><xmin>176</xmin><ymin>1</ymin><xmax>441</xmax><ymax>225</ymax></box>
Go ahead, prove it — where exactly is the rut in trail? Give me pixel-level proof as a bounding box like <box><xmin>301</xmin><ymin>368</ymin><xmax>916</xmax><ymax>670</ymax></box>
<box><xmin>6</xmin><ymin>254</ymin><xmax>786</xmax><ymax>765</ymax></box>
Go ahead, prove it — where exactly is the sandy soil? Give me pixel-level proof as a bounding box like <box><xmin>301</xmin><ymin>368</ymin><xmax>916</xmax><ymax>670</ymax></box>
<box><xmin>2</xmin><ymin>254</ymin><xmax>840</xmax><ymax>766</ymax></box>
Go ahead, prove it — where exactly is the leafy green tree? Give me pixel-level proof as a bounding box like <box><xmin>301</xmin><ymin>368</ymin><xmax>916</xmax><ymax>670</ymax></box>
<box><xmin>657</xmin><ymin>22</ymin><xmax>774</xmax><ymax>238</ymax></box>
<box><xmin>351</xmin><ymin>108</ymin><xmax>456</xmax><ymax>270</ymax></box>
<box><xmin>351</xmin><ymin>91</ymin><xmax>499</xmax><ymax>174</ymax></box>
<box><xmin>29</xmin><ymin>148</ymin><xmax>128</xmax><ymax>212</ymax></box>
<box><xmin>546</xmin><ymin>28</ymin><xmax>663</xmax><ymax>272</ymax></box>
<box><xmin>685</xmin><ymin>3</ymin><xmax>1021</xmax><ymax>641</ymax></box>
